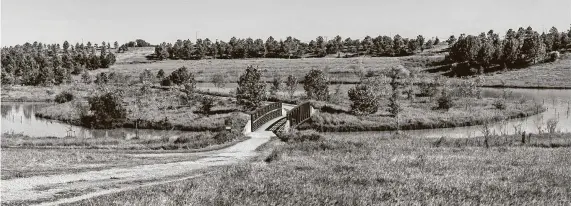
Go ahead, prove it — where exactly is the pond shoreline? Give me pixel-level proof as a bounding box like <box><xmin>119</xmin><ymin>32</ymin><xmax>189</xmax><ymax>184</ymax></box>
<box><xmin>300</xmin><ymin>106</ymin><xmax>547</xmax><ymax>133</ymax></box>
<box><xmin>481</xmin><ymin>85</ymin><xmax>571</xmax><ymax>90</ymax></box>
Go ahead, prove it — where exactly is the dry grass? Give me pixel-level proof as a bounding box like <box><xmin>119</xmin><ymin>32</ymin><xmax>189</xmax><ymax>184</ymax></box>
<box><xmin>113</xmin><ymin>47</ymin><xmax>155</xmax><ymax>64</ymax></box>
<box><xmin>67</xmin><ymin>132</ymin><xmax>571</xmax><ymax>205</ymax></box>
<box><xmin>33</xmin><ymin>86</ymin><xmax>247</xmax><ymax>132</ymax></box>
<box><xmin>99</xmin><ymin>55</ymin><xmax>408</xmax><ymax>83</ymax></box>
<box><xmin>0</xmin><ymin>147</ymin><xmax>202</xmax><ymax>180</ymax></box>
<box><xmin>301</xmin><ymin>97</ymin><xmax>544</xmax><ymax>132</ymax></box>
<box><xmin>1</xmin><ymin>128</ymin><xmax>247</xmax><ymax>151</ymax></box>
<box><xmin>478</xmin><ymin>53</ymin><xmax>571</xmax><ymax>88</ymax></box>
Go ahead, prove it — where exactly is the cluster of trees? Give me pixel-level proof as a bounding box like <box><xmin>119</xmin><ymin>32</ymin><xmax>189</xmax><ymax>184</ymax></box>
<box><xmin>154</xmin><ymin>34</ymin><xmax>439</xmax><ymax>60</ymax></box>
<box><xmin>447</xmin><ymin>26</ymin><xmax>571</xmax><ymax>75</ymax></box>
<box><xmin>1</xmin><ymin>41</ymin><xmax>117</xmax><ymax>86</ymax></box>
<box><xmin>117</xmin><ymin>39</ymin><xmax>152</xmax><ymax>53</ymax></box>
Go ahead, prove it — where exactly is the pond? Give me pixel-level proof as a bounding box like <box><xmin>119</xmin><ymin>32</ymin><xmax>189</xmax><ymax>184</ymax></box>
<box><xmin>1</xmin><ymin>88</ymin><xmax>570</xmax><ymax>139</ymax></box>
<box><xmin>383</xmin><ymin>88</ymin><xmax>571</xmax><ymax>138</ymax></box>
<box><xmin>1</xmin><ymin>102</ymin><xmax>188</xmax><ymax>139</ymax></box>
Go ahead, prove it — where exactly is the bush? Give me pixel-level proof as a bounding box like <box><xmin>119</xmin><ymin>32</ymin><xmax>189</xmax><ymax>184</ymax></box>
<box><xmin>213</xmin><ymin>131</ymin><xmax>234</xmax><ymax>144</ymax></box>
<box><xmin>549</xmin><ymin>51</ymin><xmax>560</xmax><ymax>62</ymax></box>
<box><xmin>85</xmin><ymin>92</ymin><xmax>127</xmax><ymax>129</ymax></box>
<box><xmin>94</xmin><ymin>72</ymin><xmax>108</xmax><ymax>84</ymax></box>
<box><xmin>157</xmin><ymin>69</ymin><xmax>165</xmax><ymax>80</ymax></box>
<box><xmin>236</xmin><ymin>66</ymin><xmax>266</xmax><ymax>109</ymax></box>
<box><xmin>160</xmin><ymin>78</ymin><xmax>173</xmax><ymax>86</ymax></box>
<box><xmin>436</xmin><ymin>90</ymin><xmax>454</xmax><ymax>110</ymax></box>
<box><xmin>54</xmin><ymin>91</ymin><xmax>74</xmax><ymax>103</ymax></box>
<box><xmin>303</xmin><ymin>69</ymin><xmax>329</xmax><ymax>101</ymax></box>
<box><xmin>493</xmin><ymin>99</ymin><xmax>507</xmax><ymax>110</ymax></box>
<box><xmin>348</xmin><ymin>84</ymin><xmax>378</xmax><ymax>115</ymax></box>
<box><xmin>169</xmin><ymin>66</ymin><xmax>194</xmax><ymax>85</ymax></box>
<box><xmin>200</xmin><ymin>96</ymin><xmax>215</xmax><ymax>114</ymax></box>
<box><xmin>277</xmin><ymin>130</ymin><xmax>323</xmax><ymax>143</ymax></box>
<box><xmin>418</xmin><ymin>80</ymin><xmax>439</xmax><ymax>97</ymax></box>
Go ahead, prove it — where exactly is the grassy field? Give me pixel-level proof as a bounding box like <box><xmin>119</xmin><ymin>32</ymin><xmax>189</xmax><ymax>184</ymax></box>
<box><xmin>479</xmin><ymin>53</ymin><xmax>571</xmax><ymax>89</ymax></box>
<box><xmin>0</xmin><ymin>147</ymin><xmax>203</xmax><ymax>180</ymax></box>
<box><xmin>31</xmin><ymin>85</ymin><xmax>248</xmax><ymax>132</ymax></box>
<box><xmin>67</xmin><ymin>132</ymin><xmax>571</xmax><ymax>205</ymax></box>
<box><xmin>1</xmin><ymin>130</ymin><xmax>246</xmax><ymax>150</ymax></box>
<box><xmin>302</xmin><ymin>97</ymin><xmax>545</xmax><ymax>132</ymax></box>
<box><xmin>91</xmin><ymin>46</ymin><xmax>443</xmax><ymax>83</ymax></box>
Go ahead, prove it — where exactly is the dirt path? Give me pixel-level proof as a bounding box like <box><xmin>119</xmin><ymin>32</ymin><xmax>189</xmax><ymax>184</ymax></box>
<box><xmin>1</xmin><ymin>121</ymin><xmax>279</xmax><ymax>205</ymax></box>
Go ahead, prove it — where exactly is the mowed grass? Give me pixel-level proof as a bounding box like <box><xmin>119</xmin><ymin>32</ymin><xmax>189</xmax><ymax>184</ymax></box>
<box><xmin>1</xmin><ymin>147</ymin><xmax>201</xmax><ymax>180</ymax></box>
<box><xmin>480</xmin><ymin>53</ymin><xmax>571</xmax><ymax>88</ymax></box>
<box><xmin>67</xmin><ymin>132</ymin><xmax>571</xmax><ymax>205</ymax></box>
<box><xmin>113</xmin><ymin>47</ymin><xmax>155</xmax><ymax>64</ymax></box>
<box><xmin>101</xmin><ymin>54</ymin><xmax>409</xmax><ymax>83</ymax></box>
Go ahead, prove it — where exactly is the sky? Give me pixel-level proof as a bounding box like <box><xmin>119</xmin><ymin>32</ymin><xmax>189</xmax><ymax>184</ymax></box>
<box><xmin>1</xmin><ymin>0</ymin><xmax>570</xmax><ymax>46</ymax></box>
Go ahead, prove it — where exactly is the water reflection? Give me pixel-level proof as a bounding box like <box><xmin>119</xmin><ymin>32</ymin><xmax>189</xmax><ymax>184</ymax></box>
<box><xmin>1</xmin><ymin>102</ymin><xmax>185</xmax><ymax>139</ymax></box>
<box><xmin>2</xmin><ymin>88</ymin><xmax>570</xmax><ymax>139</ymax></box>
<box><xmin>388</xmin><ymin>88</ymin><xmax>571</xmax><ymax>138</ymax></box>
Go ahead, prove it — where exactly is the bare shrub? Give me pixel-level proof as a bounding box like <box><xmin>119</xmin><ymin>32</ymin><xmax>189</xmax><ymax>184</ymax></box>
<box><xmin>480</xmin><ymin>121</ymin><xmax>492</xmax><ymax>148</ymax></box>
<box><xmin>546</xmin><ymin>118</ymin><xmax>559</xmax><ymax>134</ymax></box>
<box><xmin>493</xmin><ymin>99</ymin><xmax>507</xmax><ymax>110</ymax></box>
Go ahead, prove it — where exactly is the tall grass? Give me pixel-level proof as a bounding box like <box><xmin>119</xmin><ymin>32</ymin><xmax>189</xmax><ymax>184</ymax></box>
<box><xmin>69</xmin><ymin>132</ymin><xmax>571</xmax><ymax>205</ymax></box>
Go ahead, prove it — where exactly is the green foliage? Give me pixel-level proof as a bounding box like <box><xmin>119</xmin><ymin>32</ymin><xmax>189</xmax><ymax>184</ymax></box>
<box><xmin>447</xmin><ymin>35</ymin><xmax>457</xmax><ymax>45</ymax></box>
<box><xmin>285</xmin><ymin>74</ymin><xmax>298</xmax><ymax>99</ymax></box>
<box><xmin>236</xmin><ymin>65</ymin><xmax>266</xmax><ymax>109</ymax></box>
<box><xmin>169</xmin><ymin>66</ymin><xmax>195</xmax><ymax>85</ymax></box>
<box><xmin>269</xmin><ymin>74</ymin><xmax>282</xmax><ymax>96</ymax></box>
<box><xmin>81</xmin><ymin>70</ymin><xmax>92</xmax><ymax>84</ymax></box>
<box><xmin>388</xmin><ymin>92</ymin><xmax>402</xmax><ymax>116</ymax></box>
<box><xmin>154</xmin><ymin>43</ymin><xmax>169</xmax><ymax>60</ymax></box>
<box><xmin>139</xmin><ymin>69</ymin><xmax>154</xmax><ymax>84</ymax></box>
<box><xmin>493</xmin><ymin>99</ymin><xmax>507</xmax><ymax>110</ymax></box>
<box><xmin>436</xmin><ymin>89</ymin><xmax>454</xmax><ymax>110</ymax></box>
<box><xmin>54</xmin><ymin>91</ymin><xmax>74</xmax><ymax>103</ymax></box>
<box><xmin>53</xmin><ymin>66</ymin><xmax>71</xmax><ymax>85</ymax></box>
<box><xmin>211</xmin><ymin>73</ymin><xmax>227</xmax><ymax>88</ymax></box>
<box><xmin>200</xmin><ymin>96</ymin><xmax>215</xmax><ymax>115</ymax></box>
<box><xmin>1</xmin><ymin>69</ymin><xmax>14</xmax><ymax>85</ymax></box>
<box><xmin>156</xmin><ymin>69</ymin><xmax>165</xmax><ymax>80</ymax></box>
<box><xmin>447</xmin><ymin>26</ymin><xmax>569</xmax><ymax>75</ymax></box>
<box><xmin>85</xmin><ymin>92</ymin><xmax>127</xmax><ymax>129</ymax></box>
<box><xmin>94</xmin><ymin>72</ymin><xmax>108</xmax><ymax>84</ymax></box>
<box><xmin>160</xmin><ymin>78</ymin><xmax>173</xmax><ymax>86</ymax></box>
<box><xmin>1</xmin><ymin>40</ymin><xmax>118</xmax><ymax>86</ymax></box>
<box><xmin>348</xmin><ymin>84</ymin><xmax>378</xmax><ymax>115</ymax></box>
<box><xmin>303</xmin><ymin>69</ymin><xmax>329</xmax><ymax>101</ymax></box>
<box><xmin>549</xmin><ymin>51</ymin><xmax>560</xmax><ymax>62</ymax></box>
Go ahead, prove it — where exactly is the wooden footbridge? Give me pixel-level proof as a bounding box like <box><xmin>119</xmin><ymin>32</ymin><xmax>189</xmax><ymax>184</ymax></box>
<box><xmin>246</xmin><ymin>102</ymin><xmax>315</xmax><ymax>134</ymax></box>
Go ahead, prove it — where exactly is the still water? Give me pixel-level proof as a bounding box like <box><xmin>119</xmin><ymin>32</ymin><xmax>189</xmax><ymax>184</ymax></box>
<box><xmin>389</xmin><ymin>88</ymin><xmax>571</xmax><ymax>138</ymax></box>
<box><xmin>1</xmin><ymin>88</ymin><xmax>570</xmax><ymax>139</ymax></box>
<box><xmin>1</xmin><ymin>102</ymin><xmax>187</xmax><ymax>139</ymax></box>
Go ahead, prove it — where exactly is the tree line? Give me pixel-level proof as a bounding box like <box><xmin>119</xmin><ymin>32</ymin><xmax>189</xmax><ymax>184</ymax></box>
<box><xmin>154</xmin><ymin>34</ymin><xmax>440</xmax><ymax>60</ymax></box>
<box><xmin>446</xmin><ymin>26</ymin><xmax>571</xmax><ymax>75</ymax></box>
<box><xmin>1</xmin><ymin>41</ymin><xmax>118</xmax><ymax>86</ymax></box>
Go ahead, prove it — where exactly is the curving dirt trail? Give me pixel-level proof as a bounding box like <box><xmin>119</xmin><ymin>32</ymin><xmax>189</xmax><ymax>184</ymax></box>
<box><xmin>1</xmin><ymin>121</ymin><xmax>279</xmax><ymax>205</ymax></box>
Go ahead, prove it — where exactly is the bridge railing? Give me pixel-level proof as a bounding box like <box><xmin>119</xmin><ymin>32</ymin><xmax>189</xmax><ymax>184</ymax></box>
<box><xmin>250</xmin><ymin>102</ymin><xmax>283</xmax><ymax>131</ymax></box>
<box><xmin>287</xmin><ymin>102</ymin><xmax>312</xmax><ymax>128</ymax></box>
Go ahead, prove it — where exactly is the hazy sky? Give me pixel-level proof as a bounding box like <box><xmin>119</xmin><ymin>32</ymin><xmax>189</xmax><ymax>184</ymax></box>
<box><xmin>2</xmin><ymin>0</ymin><xmax>570</xmax><ymax>46</ymax></box>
